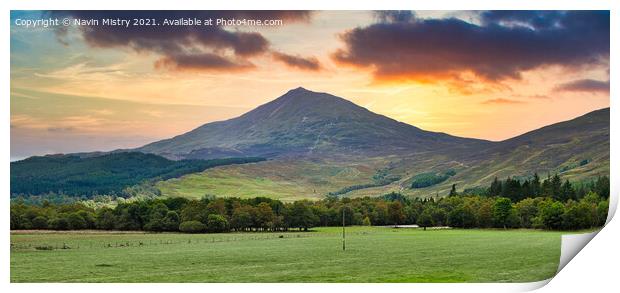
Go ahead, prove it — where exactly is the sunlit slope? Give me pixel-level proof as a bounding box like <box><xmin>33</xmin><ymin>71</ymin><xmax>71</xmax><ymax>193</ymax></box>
<box><xmin>156</xmin><ymin>108</ymin><xmax>609</xmax><ymax>201</ymax></box>
<box><xmin>157</xmin><ymin>158</ymin><xmax>382</xmax><ymax>201</ymax></box>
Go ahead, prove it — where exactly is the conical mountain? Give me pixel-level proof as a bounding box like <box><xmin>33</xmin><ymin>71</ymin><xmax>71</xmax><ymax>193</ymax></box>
<box><xmin>138</xmin><ymin>87</ymin><xmax>487</xmax><ymax>159</ymax></box>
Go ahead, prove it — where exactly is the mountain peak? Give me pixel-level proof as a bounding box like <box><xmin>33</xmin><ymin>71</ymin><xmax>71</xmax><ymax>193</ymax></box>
<box><xmin>138</xmin><ymin>88</ymin><xmax>488</xmax><ymax>159</ymax></box>
<box><xmin>289</xmin><ymin>86</ymin><xmax>309</xmax><ymax>92</ymax></box>
<box><xmin>284</xmin><ymin>86</ymin><xmax>315</xmax><ymax>96</ymax></box>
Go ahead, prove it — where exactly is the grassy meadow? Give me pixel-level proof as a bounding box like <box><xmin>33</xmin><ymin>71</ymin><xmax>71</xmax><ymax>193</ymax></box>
<box><xmin>156</xmin><ymin>159</ymin><xmax>381</xmax><ymax>201</ymax></box>
<box><xmin>11</xmin><ymin>227</ymin><xmax>562</xmax><ymax>283</ymax></box>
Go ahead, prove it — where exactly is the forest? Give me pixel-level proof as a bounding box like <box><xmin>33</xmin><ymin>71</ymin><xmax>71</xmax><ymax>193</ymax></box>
<box><xmin>10</xmin><ymin>175</ymin><xmax>610</xmax><ymax>232</ymax></box>
<box><xmin>10</xmin><ymin>153</ymin><xmax>265</xmax><ymax>197</ymax></box>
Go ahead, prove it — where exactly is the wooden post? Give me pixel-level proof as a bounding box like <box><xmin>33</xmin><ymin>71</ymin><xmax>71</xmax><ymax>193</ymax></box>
<box><xmin>342</xmin><ymin>207</ymin><xmax>346</xmax><ymax>251</ymax></box>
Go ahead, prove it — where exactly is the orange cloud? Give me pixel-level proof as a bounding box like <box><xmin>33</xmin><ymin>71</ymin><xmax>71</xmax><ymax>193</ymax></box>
<box><xmin>481</xmin><ymin>98</ymin><xmax>525</xmax><ymax>105</ymax></box>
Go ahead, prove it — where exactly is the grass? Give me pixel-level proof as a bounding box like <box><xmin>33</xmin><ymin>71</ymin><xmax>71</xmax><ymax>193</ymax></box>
<box><xmin>11</xmin><ymin>227</ymin><xmax>562</xmax><ymax>283</ymax></box>
<box><xmin>156</xmin><ymin>159</ymin><xmax>380</xmax><ymax>201</ymax></box>
<box><xmin>154</xmin><ymin>134</ymin><xmax>609</xmax><ymax>202</ymax></box>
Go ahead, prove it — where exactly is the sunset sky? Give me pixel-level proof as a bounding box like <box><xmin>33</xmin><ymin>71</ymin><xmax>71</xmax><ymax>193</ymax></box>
<box><xmin>10</xmin><ymin>10</ymin><xmax>610</xmax><ymax>160</ymax></box>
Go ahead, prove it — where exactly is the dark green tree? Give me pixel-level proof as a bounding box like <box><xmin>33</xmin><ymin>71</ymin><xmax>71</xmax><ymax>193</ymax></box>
<box><xmin>288</xmin><ymin>201</ymin><xmax>319</xmax><ymax>231</ymax></box>
<box><xmin>493</xmin><ymin>197</ymin><xmax>513</xmax><ymax>228</ymax></box>
<box><xmin>540</xmin><ymin>201</ymin><xmax>565</xmax><ymax>230</ymax></box>
<box><xmin>31</xmin><ymin>216</ymin><xmax>48</xmax><ymax>229</ymax></box>
<box><xmin>67</xmin><ymin>213</ymin><xmax>87</xmax><ymax>230</ymax></box>
<box><xmin>418</xmin><ymin>209</ymin><xmax>433</xmax><ymax>231</ymax></box>
<box><xmin>206</xmin><ymin>214</ymin><xmax>229</xmax><ymax>233</ymax></box>
<box><xmin>560</xmin><ymin>180</ymin><xmax>576</xmax><ymax>201</ymax></box>
<box><xmin>531</xmin><ymin>173</ymin><xmax>541</xmax><ymax>196</ymax></box>
<box><xmin>449</xmin><ymin>184</ymin><xmax>458</xmax><ymax>197</ymax></box>
<box><xmin>488</xmin><ymin>177</ymin><xmax>502</xmax><ymax>196</ymax></box>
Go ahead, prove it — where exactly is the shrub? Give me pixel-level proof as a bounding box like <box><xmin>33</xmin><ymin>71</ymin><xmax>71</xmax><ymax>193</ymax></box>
<box><xmin>179</xmin><ymin>220</ymin><xmax>207</xmax><ymax>233</ymax></box>
<box><xmin>34</xmin><ymin>245</ymin><xmax>54</xmax><ymax>250</ymax></box>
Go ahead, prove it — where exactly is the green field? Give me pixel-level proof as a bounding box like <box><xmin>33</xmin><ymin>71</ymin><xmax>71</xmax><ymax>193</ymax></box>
<box><xmin>11</xmin><ymin>227</ymin><xmax>562</xmax><ymax>283</ymax></box>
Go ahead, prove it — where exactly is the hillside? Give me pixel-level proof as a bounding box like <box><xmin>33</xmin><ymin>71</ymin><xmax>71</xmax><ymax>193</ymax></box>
<box><xmin>11</xmin><ymin>87</ymin><xmax>609</xmax><ymax>201</ymax></box>
<box><xmin>10</xmin><ymin>153</ymin><xmax>264</xmax><ymax>197</ymax></box>
<box><xmin>152</xmin><ymin>89</ymin><xmax>609</xmax><ymax>200</ymax></box>
<box><xmin>138</xmin><ymin>87</ymin><xmax>489</xmax><ymax>160</ymax></box>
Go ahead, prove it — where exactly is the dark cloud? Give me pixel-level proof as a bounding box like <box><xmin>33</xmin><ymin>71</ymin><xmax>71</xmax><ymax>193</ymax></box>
<box><xmin>481</xmin><ymin>98</ymin><xmax>525</xmax><ymax>105</ymax></box>
<box><xmin>333</xmin><ymin>11</ymin><xmax>609</xmax><ymax>83</ymax></box>
<box><xmin>155</xmin><ymin>53</ymin><xmax>254</xmax><ymax>72</ymax></box>
<box><xmin>555</xmin><ymin>79</ymin><xmax>610</xmax><ymax>93</ymax></box>
<box><xmin>375</xmin><ymin>11</ymin><xmax>415</xmax><ymax>23</ymax></box>
<box><xmin>272</xmin><ymin>52</ymin><xmax>321</xmax><ymax>71</ymax></box>
<box><xmin>49</xmin><ymin>11</ymin><xmax>312</xmax><ymax>71</ymax></box>
<box><xmin>479</xmin><ymin>11</ymin><xmax>565</xmax><ymax>29</ymax></box>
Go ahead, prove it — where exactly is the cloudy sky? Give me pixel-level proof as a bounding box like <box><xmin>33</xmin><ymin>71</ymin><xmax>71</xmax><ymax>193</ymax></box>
<box><xmin>10</xmin><ymin>10</ymin><xmax>609</xmax><ymax>160</ymax></box>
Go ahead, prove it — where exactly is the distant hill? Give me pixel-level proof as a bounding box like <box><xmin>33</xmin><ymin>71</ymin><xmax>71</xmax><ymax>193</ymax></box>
<box><xmin>150</xmin><ymin>89</ymin><xmax>609</xmax><ymax>200</ymax></box>
<box><xmin>453</xmin><ymin>108</ymin><xmax>610</xmax><ymax>189</ymax></box>
<box><xmin>10</xmin><ymin>153</ymin><xmax>264</xmax><ymax>197</ymax></box>
<box><xmin>138</xmin><ymin>87</ymin><xmax>489</xmax><ymax>160</ymax></box>
<box><xmin>11</xmin><ymin>87</ymin><xmax>609</xmax><ymax>201</ymax></box>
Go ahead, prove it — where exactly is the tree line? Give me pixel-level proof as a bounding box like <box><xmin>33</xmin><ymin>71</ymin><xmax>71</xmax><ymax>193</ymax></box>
<box><xmin>10</xmin><ymin>152</ymin><xmax>265</xmax><ymax>197</ymax></box>
<box><xmin>10</xmin><ymin>175</ymin><xmax>609</xmax><ymax>232</ymax></box>
<box><xmin>478</xmin><ymin>174</ymin><xmax>610</xmax><ymax>202</ymax></box>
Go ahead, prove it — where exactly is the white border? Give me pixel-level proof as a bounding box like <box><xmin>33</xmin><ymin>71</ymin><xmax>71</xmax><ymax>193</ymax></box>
<box><xmin>3</xmin><ymin>1</ymin><xmax>618</xmax><ymax>293</ymax></box>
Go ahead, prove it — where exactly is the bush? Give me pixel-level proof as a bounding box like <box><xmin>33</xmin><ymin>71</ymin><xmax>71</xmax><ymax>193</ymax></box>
<box><xmin>34</xmin><ymin>245</ymin><xmax>54</xmax><ymax>250</ymax></box>
<box><xmin>179</xmin><ymin>220</ymin><xmax>207</xmax><ymax>233</ymax></box>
